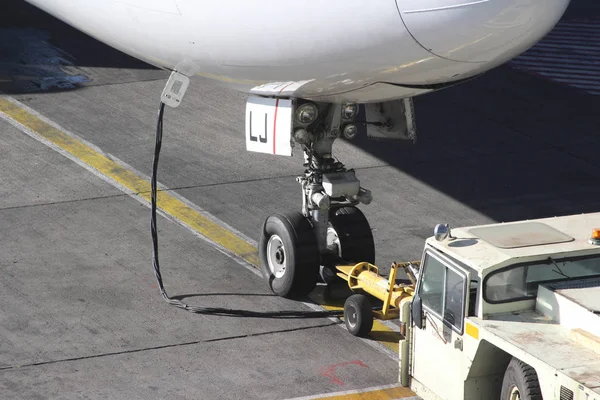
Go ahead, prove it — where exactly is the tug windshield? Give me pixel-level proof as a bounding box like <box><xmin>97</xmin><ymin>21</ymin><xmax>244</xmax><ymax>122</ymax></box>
<box><xmin>484</xmin><ymin>254</ymin><xmax>600</xmax><ymax>303</ymax></box>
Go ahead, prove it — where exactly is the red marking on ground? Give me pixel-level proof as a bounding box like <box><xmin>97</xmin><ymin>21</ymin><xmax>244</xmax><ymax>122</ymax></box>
<box><xmin>320</xmin><ymin>360</ymin><xmax>368</xmax><ymax>386</ymax></box>
<box><xmin>141</xmin><ymin>276</ymin><xmax>158</xmax><ymax>289</ymax></box>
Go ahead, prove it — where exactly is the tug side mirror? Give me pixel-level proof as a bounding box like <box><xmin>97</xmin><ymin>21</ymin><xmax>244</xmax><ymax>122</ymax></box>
<box><xmin>411</xmin><ymin>293</ymin><xmax>424</xmax><ymax>329</ymax></box>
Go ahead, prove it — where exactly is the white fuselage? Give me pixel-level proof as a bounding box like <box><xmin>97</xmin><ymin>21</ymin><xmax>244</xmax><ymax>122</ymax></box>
<box><xmin>24</xmin><ymin>0</ymin><xmax>571</xmax><ymax>102</ymax></box>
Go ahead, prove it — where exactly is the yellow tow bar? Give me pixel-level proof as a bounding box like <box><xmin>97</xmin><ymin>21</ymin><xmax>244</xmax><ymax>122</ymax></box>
<box><xmin>335</xmin><ymin>261</ymin><xmax>419</xmax><ymax>337</ymax></box>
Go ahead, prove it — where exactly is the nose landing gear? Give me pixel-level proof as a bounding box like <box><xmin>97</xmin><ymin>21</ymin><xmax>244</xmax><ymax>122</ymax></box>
<box><xmin>257</xmin><ymin>97</ymin><xmax>415</xmax><ymax>299</ymax></box>
<box><xmin>258</xmin><ymin>101</ymin><xmax>376</xmax><ymax>298</ymax></box>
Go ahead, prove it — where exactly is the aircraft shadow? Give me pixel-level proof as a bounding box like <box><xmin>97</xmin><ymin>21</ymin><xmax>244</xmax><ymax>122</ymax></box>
<box><xmin>348</xmin><ymin>64</ymin><xmax>600</xmax><ymax>224</ymax></box>
<box><xmin>0</xmin><ymin>0</ymin><xmax>163</xmax><ymax>94</ymax></box>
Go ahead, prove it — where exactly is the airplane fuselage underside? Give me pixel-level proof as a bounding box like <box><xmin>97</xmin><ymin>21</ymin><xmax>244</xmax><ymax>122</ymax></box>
<box><xmin>24</xmin><ymin>0</ymin><xmax>570</xmax><ymax>103</ymax></box>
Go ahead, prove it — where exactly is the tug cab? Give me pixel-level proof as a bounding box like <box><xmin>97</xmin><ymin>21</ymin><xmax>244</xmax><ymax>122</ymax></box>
<box><xmin>406</xmin><ymin>212</ymin><xmax>600</xmax><ymax>400</ymax></box>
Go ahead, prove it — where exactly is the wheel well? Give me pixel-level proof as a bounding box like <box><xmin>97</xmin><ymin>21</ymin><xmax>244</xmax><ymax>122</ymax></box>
<box><xmin>464</xmin><ymin>340</ymin><xmax>513</xmax><ymax>398</ymax></box>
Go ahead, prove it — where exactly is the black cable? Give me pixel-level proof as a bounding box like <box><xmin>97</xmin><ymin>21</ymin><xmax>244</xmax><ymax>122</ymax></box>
<box><xmin>151</xmin><ymin>101</ymin><xmax>344</xmax><ymax>319</ymax></box>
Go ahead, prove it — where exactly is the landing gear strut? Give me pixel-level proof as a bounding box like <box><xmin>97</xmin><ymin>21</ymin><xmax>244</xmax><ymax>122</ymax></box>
<box><xmin>257</xmin><ymin>101</ymin><xmax>372</xmax><ymax>298</ymax></box>
<box><xmin>258</xmin><ymin>98</ymin><xmax>415</xmax><ymax>298</ymax></box>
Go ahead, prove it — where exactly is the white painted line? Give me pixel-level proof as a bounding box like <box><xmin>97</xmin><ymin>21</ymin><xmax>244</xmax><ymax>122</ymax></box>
<box><xmin>282</xmin><ymin>383</ymin><xmax>419</xmax><ymax>400</ymax></box>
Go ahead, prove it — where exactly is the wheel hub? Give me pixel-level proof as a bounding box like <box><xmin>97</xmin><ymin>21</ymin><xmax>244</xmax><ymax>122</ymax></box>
<box><xmin>266</xmin><ymin>235</ymin><xmax>286</xmax><ymax>279</ymax></box>
<box><xmin>275</xmin><ymin>248</ymin><xmax>284</xmax><ymax>264</ymax></box>
<box><xmin>347</xmin><ymin>306</ymin><xmax>358</xmax><ymax>327</ymax></box>
<box><xmin>326</xmin><ymin>225</ymin><xmax>341</xmax><ymax>257</ymax></box>
<box><xmin>508</xmin><ymin>385</ymin><xmax>520</xmax><ymax>400</ymax></box>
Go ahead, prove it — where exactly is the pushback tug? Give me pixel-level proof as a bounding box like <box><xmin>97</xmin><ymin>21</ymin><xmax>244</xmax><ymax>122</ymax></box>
<box><xmin>332</xmin><ymin>212</ymin><xmax>600</xmax><ymax>400</ymax></box>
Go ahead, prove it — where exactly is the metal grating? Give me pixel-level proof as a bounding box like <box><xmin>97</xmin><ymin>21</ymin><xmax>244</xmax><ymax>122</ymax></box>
<box><xmin>560</xmin><ymin>385</ymin><xmax>574</xmax><ymax>400</ymax></box>
<box><xmin>547</xmin><ymin>277</ymin><xmax>600</xmax><ymax>290</ymax></box>
<box><xmin>510</xmin><ymin>19</ymin><xmax>600</xmax><ymax>96</ymax></box>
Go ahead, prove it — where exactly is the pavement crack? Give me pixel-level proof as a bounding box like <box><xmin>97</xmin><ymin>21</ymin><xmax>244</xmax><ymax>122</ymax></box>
<box><xmin>156</xmin><ymin>174</ymin><xmax>303</xmax><ymax>191</ymax></box>
<box><xmin>0</xmin><ymin>322</ymin><xmax>339</xmax><ymax>372</ymax></box>
<box><xmin>204</xmin><ymin>322</ymin><xmax>340</xmax><ymax>343</ymax></box>
<box><xmin>0</xmin><ymin>193</ymin><xmax>130</xmax><ymax>212</ymax></box>
<box><xmin>0</xmin><ymin>168</ymin><xmax>404</xmax><ymax>215</ymax></box>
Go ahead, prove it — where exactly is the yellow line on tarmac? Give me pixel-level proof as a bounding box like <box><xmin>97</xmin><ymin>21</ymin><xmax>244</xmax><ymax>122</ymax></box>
<box><xmin>288</xmin><ymin>384</ymin><xmax>416</xmax><ymax>400</ymax></box>
<box><xmin>313</xmin><ymin>386</ymin><xmax>414</xmax><ymax>400</ymax></box>
<box><xmin>0</xmin><ymin>97</ymin><xmax>259</xmax><ymax>266</ymax></box>
<box><xmin>0</xmin><ymin>97</ymin><xmax>401</xmax><ymax>353</ymax></box>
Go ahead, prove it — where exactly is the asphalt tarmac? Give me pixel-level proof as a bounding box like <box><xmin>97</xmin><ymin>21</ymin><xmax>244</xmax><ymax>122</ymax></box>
<box><xmin>1</xmin><ymin>0</ymin><xmax>599</xmax><ymax>399</ymax></box>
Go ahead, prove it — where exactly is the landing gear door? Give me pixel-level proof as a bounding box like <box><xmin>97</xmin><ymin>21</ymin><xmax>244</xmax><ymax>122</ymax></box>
<box><xmin>245</xmin><ymin>95</ymin><xmax>293</xmax><ymax>156</ymax></box>
<box><xmin>363</xmin><ymin>98</ymin><xmax>416</xmax><ymax>142</ymax></box>
<box><xmin>411</xmin><ymin>248</ymin><xmax>469</xmax><ymax>399</ymax></box>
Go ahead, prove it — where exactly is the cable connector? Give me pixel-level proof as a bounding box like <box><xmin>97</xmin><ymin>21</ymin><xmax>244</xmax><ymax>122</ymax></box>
<box><xmin>161</xmin><ymin>71</ymin><xmax>190</xmax><ymax>108</ymax></box>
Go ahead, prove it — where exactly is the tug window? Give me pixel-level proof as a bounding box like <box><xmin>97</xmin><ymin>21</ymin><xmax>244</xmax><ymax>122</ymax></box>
<box><xmin>484</xmin><ymin>254</ymin><xmax>600</xmax><ymax>303</ymax></box>
<box><xmin>419</xmin><ymin>252</ymin><xmax>467</xmax><ymax>333</ymax></box>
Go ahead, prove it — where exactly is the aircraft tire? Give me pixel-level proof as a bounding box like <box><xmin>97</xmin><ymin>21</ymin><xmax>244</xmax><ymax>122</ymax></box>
<box><xmin>259</xmin><ymin>212</ymin><xmax>319</xmax><ymax>298</ymax></box>
<box><xmin>329</xmin><ymin>206</ymin><xmax>375</xmax><ymax>265</ymax></box>
<box><xmin>344</xmin><ymin>294</ymin><xmax>373</xmax><ymax>337</ymax></box>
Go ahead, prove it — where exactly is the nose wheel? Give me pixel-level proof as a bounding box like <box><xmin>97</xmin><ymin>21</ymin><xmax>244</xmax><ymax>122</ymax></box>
<box><xmin>259</xmin><ymin>212</ymin><xmax>320</xmax><ymax>298</ymax></box>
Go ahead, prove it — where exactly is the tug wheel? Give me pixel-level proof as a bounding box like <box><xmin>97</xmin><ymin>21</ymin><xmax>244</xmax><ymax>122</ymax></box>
<box><xmin>259</xmin><ymin>212</ymin><xmax>320</xmax><ymax>298</ymax></box>
<box><xmin>500</xmin><ymin>358</ymin><xmax>542</xmax><ymax>400</ymax></box>
<box><xmin>329</xmin><ymin>206</ymin><xmax>375</xmax><ymax>264</ymax></box>
<box><xmin>344</xmin><ymin>294</ymin><xmax>373</xmax><ymax>337</ymax></box>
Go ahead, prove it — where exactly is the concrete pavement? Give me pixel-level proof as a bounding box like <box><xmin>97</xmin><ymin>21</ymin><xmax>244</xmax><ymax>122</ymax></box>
<box><xmin>1</xmin><ymin>0</ymin><xmax>599</xmax><ymax>398</ymax></box>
